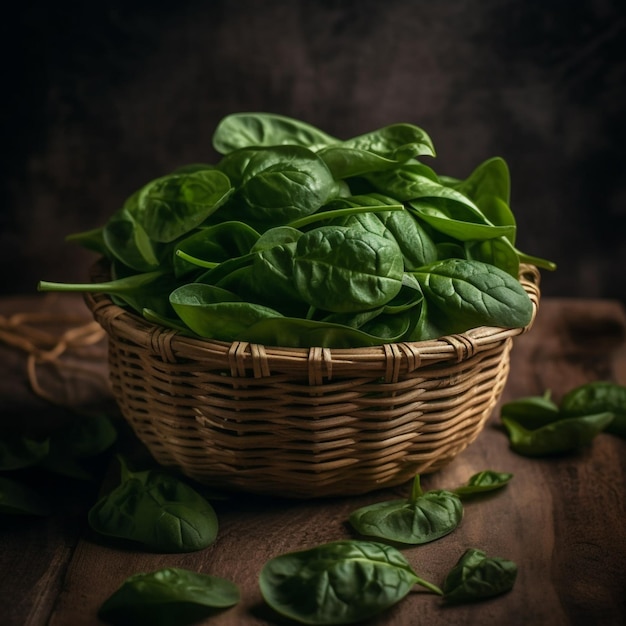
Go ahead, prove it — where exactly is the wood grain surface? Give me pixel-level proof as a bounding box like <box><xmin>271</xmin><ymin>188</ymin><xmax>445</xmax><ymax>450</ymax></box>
<box><xmin>1</xmin><ymin>296</ymin><xmax>625</xmax><ymax>626</ymax></box>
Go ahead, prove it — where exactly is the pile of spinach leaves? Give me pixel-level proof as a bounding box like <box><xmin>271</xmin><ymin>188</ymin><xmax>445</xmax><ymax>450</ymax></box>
<box><xmin>500</xmin><ymin>381</ymin><xmax>626</xmax><ymax>456</ymax></box>
<box><xmin>38</xmin><ymin>113</ymin><xmax>555</xmax><ymax>348</ymax></box>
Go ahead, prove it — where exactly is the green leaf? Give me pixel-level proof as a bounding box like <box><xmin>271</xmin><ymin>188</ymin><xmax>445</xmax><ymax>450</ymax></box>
<box><xmin>88</xmin><ymin>459</ymin><xmax>218</xmax><ymax>552</ymax></box>
<box><xmin>560</xmin><ymin>381</ymin><xmax>626</xmax><ymax>438</ymax></box>
<box><xmin>173</xmin><ymin>221</ymin><xmax>260</xmax><ymax>278</ymax></box>
<box><xmin>0</xmin><ymin>477</ymin><xmax>51</xmax><ymax>516</ymax></box>
<box><xmin>0</xmin><ymin>435</ymin><xmax>49</xmax><ymax>470</ymax></box>
<box><xmin>132</xmin><ymin>170</ymin><xmax>233</xmax><ymax>243</ymax></box>
<box><xmin>239</xmin><ymin>313</ymin><xmax>411</xmax><ymax>348</ymax></box>
<box><xmin>39</xmin><ymin>414</ymin><xmax>118</xmax><ymax>480</ymax></box>
<box><xmin>500</xmin><ymin>390</ymin><xmax>561</xmax><ymax>430</ymax></box>
<box><xmin>443</xmin><ymin>548</ymin><xmax>517</xmax><ymax>605</ymax></box>
<box><xmin>293</xmin><ymin>226</ymin><xmax>404</xmax><ymax>313</ymax></box>
<box><xmin>98</xmin><ymin>567</ymin><xmax>239</xmax><ymax>626</ymax></box>
<box><xmin>452</xmin><ymin>156</ymin><xmax>511</xmax><ymax>207</ymax></box>
<box><xmin>212</xmin><ymin>112</ymin><xmax>338</xmax><ymax>154</ymax></box>
<box><xmin>501</xmin><ymin>412</ymin><xmax>614</xmax><ymax>456</ymax></box>
<box><xmin>318</xmin><ymin>146</ymin><xmax>400</xmax><ymax>179</ymax></box>
<box><xmin>259</xmin><ymin>539</ymin><xmax>441</xmax><ymax>625</ymax></box>
<box><xmin>412</xmin><ymin>258</ymin><xmax>533</xmax><ymax>332</ymax></box>
<box><xmin>341</xmin><ymin>123</ymin><xmax>436</xmax><ymax>159</ymax></box>
<box><xmin>170</xmin><ymin>283</ymin><xmax>283</xmax><ymax>341</ymax></box>
<box><xmin>409</xmin><ymin>200</ymin><xmax>515</xmax><ymax>242</ymax></box>
<box><xmin>234</xmin><ymin>146</ymin><xmax>338</xmax><ymax>227</ymax></box>
<box><xmin>453</xmin><ymin>471</ymin><xmax>513</xmax><ymax>497</ymax></box>
<box><xmin>103</xmin><ymin>202</ymin><xmax>162</xmax><ymax>272</ymax></box>
<box><xmin>349</xmin><ymin>475</ymin><xmax>463</xmax><ymax>545</ymax></box>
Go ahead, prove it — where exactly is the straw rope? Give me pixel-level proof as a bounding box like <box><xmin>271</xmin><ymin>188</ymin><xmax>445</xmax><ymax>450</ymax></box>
<box><xmin>0</xmin><ymin>309</ymin><xmax>108</xmax><ymax>407</ymax></box>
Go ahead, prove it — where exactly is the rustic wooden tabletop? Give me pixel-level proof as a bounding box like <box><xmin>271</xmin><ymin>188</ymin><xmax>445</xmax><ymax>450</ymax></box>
<box><xmin>1</xmin><ymin>294</ymin><xmax>625</xmax><ymax>626</ymax></box>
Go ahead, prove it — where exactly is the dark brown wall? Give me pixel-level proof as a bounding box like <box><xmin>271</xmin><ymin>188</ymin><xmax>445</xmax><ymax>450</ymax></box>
<box><xmin>2</xmin><ymin>0</ymin><xmax>625</xmax><ymax>302</ymax></box>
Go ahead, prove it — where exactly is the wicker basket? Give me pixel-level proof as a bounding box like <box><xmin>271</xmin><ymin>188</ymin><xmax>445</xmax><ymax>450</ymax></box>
<box><xmin>85</xmin><ymin>260</ymin><xmax>541</xmax><ymax>498</ymax></box>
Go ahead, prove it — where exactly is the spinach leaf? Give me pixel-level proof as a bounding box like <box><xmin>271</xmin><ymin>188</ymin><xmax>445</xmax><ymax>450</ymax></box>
<box><xmin>238</xmin><ymin>313</ymin><xmax>411</xmax><ymax>348</ymax></box>
<box><xmin>501</xmin><ymin>412</ymin><xmax>614</xmax><ymax>457</ymax></box>
<box><xmin>172</xmin><ymin>221</ymin><xmax>260</xmax><ymax>278</ymax></box>
<box><xmin>0</xmin><ymin>415</ymin><xmax>116</xmax><ymax>480</ymax></box>
<box><xmin>259</xmin><ymin>539</ymin><xmax>442</xmax><ymax>625</ymax></box>
<box><xmin>0</xmin><ymin>435</ymin><xmax>49</xmax><ymax>470</ymax></box>
<box><xmin>453</xmin><ymin>471</ymin><xmax>513</xmax><ymax>497</ymax></box>
<box><xmin>500</xmin><ymin>390</ymin><xmax>561</xmax><ymax>430</ymax></box>
<box><xmin>98</xmin><ymin>567</ymin><xmax>239</xmax><ymax>626</ymax></box>
<box><xmin>227</xmin><ymin>145</ymin><xmax>338</xmax><ymax>227</ymax></box>
<box><xmin>170</xmin><ymin>283</ymin><xmax>283</xmax><ymax>341</ymax></box>
<box><xmin>249</xmin><ymin>242</ymin><xmax>308</xmax><ymax>316</ymax></box>
<box><xmin>88</xmin><ymin>458</ymin><xmax>218</xmax><ymax>552</ymax></box>
<box><xmin>293</xmin><ymin>226</ymin><xmax>404</xmax><ymax>313</ymax></box>
<box><xmin>318</xmin><ymin>146</ymin><xmax>400</xmax><ymax>179</ymax></box>
<box><xmin>0</xmin><ymin>477</ymin><xmax>51</xmax><ymax>516</ymax></box>
<box><xmin>442</xmin><ymin>548</ymin><xmax>517</xmax><ymax>605</ymax></box>
<box><xmin>103</xmin><ymin>202</ymin><xmax>162</xmax><ymax>272</ymax></box>
<box><xmin>365</xmin><ymin>161</ymin><xmax>441</xmax><ymax>200</ymax></box>
<box><xmin>340</xmin><ymin>123</ymin><xmax>435</xmax><ymax>160</ymax></box>
<box><xmin>349</xmin><ymin>475</ymin><xmax>463</xmax><ymax>545</ymax></box>
<box><xmin>412</xmin><ymin>258</ymin><xmax>533</xmax><ymax>332</ymax></box>
<box><xmin>131</xmin><ymin>169</ymin><xmax>233</xmax><ymax>243</ymax></box>
<box><xmin>212</xmin><ymin>112</ymin><xmax>339</xmax><ymax>154</ymax></box>
<box><xmin>560</xmin><ymin>381</ymin><xmax>626</xmax><ymax>437</ymax></box>
<box><xmin>39</xmin><ymin>271</ymin><xmax>176</xmax><ymax>318</ymax></box>
<box><xmin>324</xmin><ymin>193</ymin><xmax>438</xmax><ymax>270</ymax></box>
<box><xmin>39</xmin><ymin>414</ymin><xmax>118</xmax><ymax>480</ymax></box>
<box><xmin>452</xmin><ymin>156</ymin><xmax>512</xmax><ymax>212</ymax></box>
<box><xmin>465</xmin><ymin>237</ymin><xmax>520</xmax><ymax>278</ymax></box>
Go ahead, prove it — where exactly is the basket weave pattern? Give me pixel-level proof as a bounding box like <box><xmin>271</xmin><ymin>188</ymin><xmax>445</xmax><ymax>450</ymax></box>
<box><xmin>86</xmin><ymin>262</ymin><xmax>541</xmax><ymax>498</ymax></box>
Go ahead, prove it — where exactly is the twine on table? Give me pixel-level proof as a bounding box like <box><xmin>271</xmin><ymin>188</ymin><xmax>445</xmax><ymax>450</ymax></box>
<box><xmin>0</xmin><ymin>311</ymin><xmax>109</xmax><ymax>407</ymax></box>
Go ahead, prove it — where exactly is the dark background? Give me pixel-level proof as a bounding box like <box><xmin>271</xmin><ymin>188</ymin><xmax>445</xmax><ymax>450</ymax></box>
<box><xmin>2</xmin><ymin>0</ymin><xmax>625</xmax><ymax>303</ymax></box>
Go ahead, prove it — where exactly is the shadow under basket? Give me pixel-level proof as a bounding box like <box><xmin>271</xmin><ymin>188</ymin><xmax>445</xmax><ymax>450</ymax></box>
<box><xmin>85</xmin><ymin>261</ymin><xmax>541</xmax><ymax>498</ymax></box>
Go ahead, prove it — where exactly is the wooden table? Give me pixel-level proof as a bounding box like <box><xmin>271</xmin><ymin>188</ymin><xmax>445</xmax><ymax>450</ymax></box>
<box><xmin>2</xmin><ymin>295</ymin><xmax>625</xmax><ymax>626</ymax></box>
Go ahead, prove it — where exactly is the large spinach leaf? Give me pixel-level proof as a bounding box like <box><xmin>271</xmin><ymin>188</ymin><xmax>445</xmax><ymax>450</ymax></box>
<box><xmin>259</xmin><ymin>539</ymin><xmax>442</xmax><ymax>625</ymax></box>
<box><xmin>412</xmin><ymin>258</ymin><xmax>533</xmax><ymax>333</ymax></box>
<box><xmin>293</xmin><ymin>226</ymin><xmax>404</xmax><ymax>313</ymax></box>
<box><xmin>349</xmin><ymin>474</ymin><xmax>463</xmax><ymax>545</ymax></box>
<box><xmin>88</xmin><ymin>458</ymin><xmax>218</xmax><ymax>552</ymax></box>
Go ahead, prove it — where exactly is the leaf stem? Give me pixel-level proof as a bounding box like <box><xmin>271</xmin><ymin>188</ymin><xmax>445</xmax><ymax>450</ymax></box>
<box><xmin>409</xmin><ymin>474</ymin><xmax>423</xmax><ymax>503</ymax></box>
<box><xmin>413</xmin><ymin>576</ymin><xmax>444</xmax><ymax>596</ymax></box>
<box><xmin>176</xmin><ymin>249</ymin><xmax>219</xmax><ymax>269</ymax></box>
<box><xmin>288</xmin><ymin>204</ymin><xmax>404</xmax><ymax>229</ymax></box>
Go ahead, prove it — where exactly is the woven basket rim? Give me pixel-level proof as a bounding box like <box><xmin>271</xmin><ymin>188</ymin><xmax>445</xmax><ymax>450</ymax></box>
<box><xmin>84</xmin><ymin>260</ymin><xmax>541</xmax><ymax>375</ymax></box>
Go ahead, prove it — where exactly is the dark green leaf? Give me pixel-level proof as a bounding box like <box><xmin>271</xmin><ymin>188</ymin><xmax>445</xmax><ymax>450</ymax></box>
<box><xmin>349</xmin><ymin>475</ymin><xmax>463</xmax><ymax>545</ymax></box>
<box><xmin>500</xmin><ymin>390</ymin><xmax>560</xmax><ymax>430</ymax></box>
<box><xmin>560</xmin><ymin>381</ymin><xmax>626</xmax><ymax>437</ymax></box>
<box><xmin>88</xmin><ymin>459</ymin><xmax>218</xmax><ymax>552</ymax></box>
<box><xmin>453</xmin><ymin>471</ymin><xmax>513</xmax><ymax>497</ymax></box>
<box><xmin>99</xmin><ymin>567</ymin><xmax>239</xmax><ymax>626</ymax></box>
<box><xmin>443</xmin><ymin>548</ymin><xmax>517</xmax><ymax>605</ymax></box>
<box><xmin>212</xmin><ymin>112</ymin><xmax>338</xmax><ymax>154</ymax></box>
<box><xmin>0</xmin><ymin>435</ymin><xmax>49</xmax><ymax>470</ymax></box>
<box><xmin>413</xmin><ymin>258</ymin><xmax>533</xmax><ymax>332</ymax></box>
<box><xmin>501</xmin><ymin>413</ymin><xmax>614</xmax><ymax>456</ymax></box>
<box><xmin>0</xmin><ymin>477</ymin><xmax>51</xmax><ymax>516</ymax></box>
<box><xmin>131</xmin><ymin>170</ymin><xmax>232</xmax><ymax>243</ymax></box>
<box><xmin>170</xmin><ymin>283</ymin><xmax>283</xmax><ymax>340</ymax></box>
<box><xmin>293</xmin><ymin>226</ymin><xmax>404</xmax><ymax>313</ymax></box>
<box><xmin>259</xmin><ymin>539</ymin><xmax>441</xmax><ymax>625</ymax></box>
